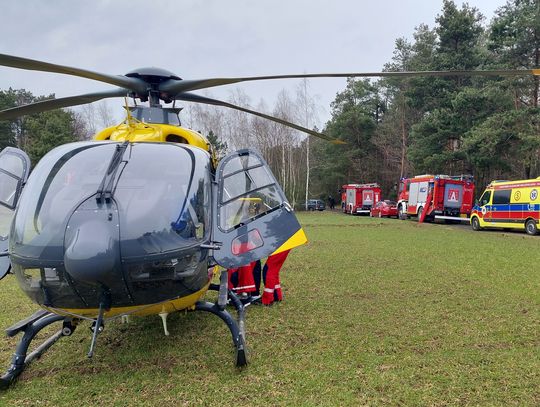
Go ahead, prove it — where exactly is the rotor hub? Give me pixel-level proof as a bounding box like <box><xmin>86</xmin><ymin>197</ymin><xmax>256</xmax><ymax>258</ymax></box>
<box><xmin>125</xmin><ymin>67</ymin><xmax>181</xmax><ymax>82</ymax></box>
<box><xmin>125</xmin><ymin>68</ymin><xmax>181</xmax><ymax>104</ymax></box>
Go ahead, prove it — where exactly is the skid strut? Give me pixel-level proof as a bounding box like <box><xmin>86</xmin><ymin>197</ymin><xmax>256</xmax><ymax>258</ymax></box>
<box><xmin>0</xmin><ymin>310</ymin><xmax>71</xmax><ymax>390</ymax></box>
<box><xmin>197</xmin><ymin>270</ymin><xmax>248</xmax><ymax>366</ymax></box>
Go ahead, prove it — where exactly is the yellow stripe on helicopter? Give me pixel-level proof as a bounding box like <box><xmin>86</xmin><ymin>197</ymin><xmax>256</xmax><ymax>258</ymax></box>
<box><xmin>271</xmin><ymin>228</ymin><xmax>308</xmax><ymax>256</ymax></box>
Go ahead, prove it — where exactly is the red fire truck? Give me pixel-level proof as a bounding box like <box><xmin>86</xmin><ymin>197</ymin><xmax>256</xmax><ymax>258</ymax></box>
<box><xmin>397</xmin><ymin>175</ymin><xmax>475</xmax><ymax>222</ymax></box>
<box><xmin>341</xmin><ymin>183</ymin><xmax>381</xmax><ymax>215</ymax></box>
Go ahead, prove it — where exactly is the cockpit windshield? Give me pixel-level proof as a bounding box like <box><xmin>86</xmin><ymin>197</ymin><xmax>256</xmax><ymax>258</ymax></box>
<box><xmin>114</xmin><ymin>143</ymin><xmax>211</xmax><ymax>259</ymax></box>
<box><xmin>12</xmin><ymin>142</ymin><xmax>211</xmax><ymax>261</ymax></box>
<box><xmin>13</xmin><ymin>142</ymin><xmax>110</xmax><ymax>251</ymax></box>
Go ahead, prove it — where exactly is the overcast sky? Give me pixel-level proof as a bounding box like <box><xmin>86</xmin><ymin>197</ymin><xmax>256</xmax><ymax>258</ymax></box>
<box><xmin>0</xmin><ymin>0</ymin><xmax>507</xmax><ymax>127</ymax></box>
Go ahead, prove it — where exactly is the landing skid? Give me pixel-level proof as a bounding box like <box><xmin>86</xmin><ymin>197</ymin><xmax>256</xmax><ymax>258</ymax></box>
<box><xmin>0</xmin><ymin>310</ymin><xmax>73</xmax><ymax>390</ymax></box>
<box><xmin>198</xmin><ymin>282</ymin><xmax>248</xmax><ymax>367</ymax></box>
<box><xmin>0</xmin><ymin>276</ymin><xmax>249</xmax><ymax>389</ymax></box>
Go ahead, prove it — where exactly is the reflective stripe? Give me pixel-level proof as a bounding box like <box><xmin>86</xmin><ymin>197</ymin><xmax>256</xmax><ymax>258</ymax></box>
<box><xmin>264</xmin><ymin>288</ymin><xmax>274</xmax><ymax>293</ymax></box>
<box><xmin>275</xmin><ymin>284</ymin><xmax>281</xmax><ymax>289</ymax></box>
<box><xmin>232</xmin><ymin>284</ymin><xmax>256</xmax><ymax>291</ymax></box>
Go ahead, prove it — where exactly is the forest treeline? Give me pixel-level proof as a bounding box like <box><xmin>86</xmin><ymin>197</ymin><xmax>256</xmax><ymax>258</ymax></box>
<box><xmin>313</xmin><ymin>0</ymin><xmax>540</xmax><ymax>202</ymax></box>
<box><xmin>0</xmin><ymin>0</ymin><xmax>538</xmax><ymax>208</ymax></box>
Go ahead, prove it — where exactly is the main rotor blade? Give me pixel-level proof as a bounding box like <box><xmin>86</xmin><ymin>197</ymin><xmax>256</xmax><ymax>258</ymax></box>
<box><xmin>175</xmin><ymin>93</ymin><xmax>344</xmax><ymax>144</ymax></box>
<box><xmin>161</xmin><ymin>69</ymin><xmax>540</xmax><ymax>94</ymax></box>
<box><xmin>0</xmin><ymin>54</ymin><xmax>147</xmax><ymax>93</ymax></box>
<box><xmin>0</xmin><ymin>89</ymin><xmax>128</xmax><ymax>120</ymax></box>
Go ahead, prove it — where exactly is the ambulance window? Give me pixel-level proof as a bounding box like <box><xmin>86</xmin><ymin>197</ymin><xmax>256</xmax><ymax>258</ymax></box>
<box><xmin>493</xmin><ymin>189</ymin><xmax>511</xmax><ymax>205</ymax></box>
<box><xmin>479</xmin><ymin>191</ymin><xmax>491</xmax><ymax>206</ymax></box>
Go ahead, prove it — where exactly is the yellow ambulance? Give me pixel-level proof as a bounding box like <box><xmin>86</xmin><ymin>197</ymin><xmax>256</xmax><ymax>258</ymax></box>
<box><xmin>470</xmin><ymin>177</ymin><xmax>540</xmax><ymax>235</ymax></box>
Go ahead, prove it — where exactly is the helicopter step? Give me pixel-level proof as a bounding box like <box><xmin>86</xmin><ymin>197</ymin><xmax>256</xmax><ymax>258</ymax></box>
<box><xmin>0</xmin><ymin>312</ymin><xmax>72</xmax><ymax>390</ymax></box>
<box><xmin>5</xmin><ymin>309</ymin><xmax>50</xmax><ymax>337</ymax></box>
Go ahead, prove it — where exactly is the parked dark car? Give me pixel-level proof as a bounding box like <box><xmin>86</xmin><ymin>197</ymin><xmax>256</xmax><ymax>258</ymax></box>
<box><xmin>306</xmin><ymin>199</ymin><xmax>326</xmax><ymax>211</ymax></box>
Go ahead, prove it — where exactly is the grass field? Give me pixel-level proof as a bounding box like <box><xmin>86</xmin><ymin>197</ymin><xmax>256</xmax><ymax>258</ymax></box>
<box><xmin>0</xmin><ymin>211</ymin><xmax>539</xmax><ymax>406</ymax></box>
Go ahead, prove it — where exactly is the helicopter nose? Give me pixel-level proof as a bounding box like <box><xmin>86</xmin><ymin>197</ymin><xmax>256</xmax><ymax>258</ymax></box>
<box><xmin>64</xmin><ymin>199</ymin><xmax>121</xmax><ymax>287</ymax></box>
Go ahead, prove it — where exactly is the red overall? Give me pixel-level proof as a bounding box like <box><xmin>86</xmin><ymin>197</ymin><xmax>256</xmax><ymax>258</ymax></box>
<box><xmin>228</xmin><ymin>260</ymin><xmax>261</xmax><ymax>296</ymax></box>
<box><xmin>262</xmin><ymin>250</ymin><xmax>290</xmax><ymax>305</ymax></box>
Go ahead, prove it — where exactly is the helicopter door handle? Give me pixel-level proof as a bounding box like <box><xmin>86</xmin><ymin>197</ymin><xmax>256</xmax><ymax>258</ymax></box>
<box><xmin>283</xmin><ymin>202</ymin><xmax>292</xmax><ymax>213</ymax></box>
<box><xmin>200</xmin><ymin>243</ymin><xmax>222</xmax><ymax>250</ymax></box>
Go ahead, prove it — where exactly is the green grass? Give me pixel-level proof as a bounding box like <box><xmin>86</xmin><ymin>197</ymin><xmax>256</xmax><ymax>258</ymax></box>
<box><xmin>1</xmin><ymin>211</ymin><xmax>539</xmax><ymax>406</ymax></box>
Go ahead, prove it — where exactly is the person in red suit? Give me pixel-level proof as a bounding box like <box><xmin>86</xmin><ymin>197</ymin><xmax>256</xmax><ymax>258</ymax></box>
<box><xmin>261</xmin><ymin>250</ymin><xmax>290</xmax><ymax>305</ymax></box>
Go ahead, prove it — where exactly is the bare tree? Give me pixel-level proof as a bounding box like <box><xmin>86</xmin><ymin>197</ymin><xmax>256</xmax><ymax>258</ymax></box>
<box><xmin>177</xmin><ymin>86</ymin><xmax>321</xmax><ymax>208</ymax></box>
<box><xmin>79</xmin><ymin>101</ymin><xmax>117</xmax><ymax>139</ymax></box>
<box><xmin>295</xmin><ymin>79</ymin><xmax>320</xmax><ymax>208</ymax></box>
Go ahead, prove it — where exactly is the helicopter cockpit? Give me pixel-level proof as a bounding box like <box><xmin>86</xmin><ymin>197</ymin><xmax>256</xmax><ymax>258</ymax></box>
<box><xmin>9</xmin><ymin>141</ymin><xmax>212</xmax><ymax>310</ymax></box>
<box><xmin>0</xmin><ymin>137</ymin><xmax>304</xmax><ymax>316</ymax></box>
<box><xmin>128</xmin><ymin>106</ymin><xmax>182</xmax><ymax>125</ymax></box>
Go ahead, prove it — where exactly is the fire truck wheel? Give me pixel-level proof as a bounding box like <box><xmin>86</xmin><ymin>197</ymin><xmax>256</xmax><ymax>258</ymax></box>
<box><xmin>525</xmin><ymin>219</ymin><xmax>538</xmax><ymax>236</ymax></box>
<box><xmin>471</xmin><ymin>216</ymin><xmax>481</xmax><ymax>231</ymax></box>
<box><xmin>398</xmin><ymin>206</ymin><xmax>406</xmax><ymax>220</ymax></box>
<box><xmin>417</xmin><ymin>207</ymin><xmax>423</xmax><ymax>222</ymax></box>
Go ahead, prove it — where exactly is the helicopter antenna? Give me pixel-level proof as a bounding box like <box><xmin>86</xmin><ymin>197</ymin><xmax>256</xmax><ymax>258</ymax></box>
<box><xmin>124</xmin><ymin>98</ymin><xmax>133</xmax><ymax>122</ymax></box>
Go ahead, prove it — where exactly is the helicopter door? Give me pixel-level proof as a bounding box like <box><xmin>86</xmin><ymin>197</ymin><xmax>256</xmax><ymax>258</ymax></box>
<box><xmin>0</xmin><ymin>147</ymin><xmax>31</xmax><ymax>279</ymax></box>
<box><xmin>212</xmin><ymin>149</ymin><xmax>306</xmax><ymax>269</ymax></box>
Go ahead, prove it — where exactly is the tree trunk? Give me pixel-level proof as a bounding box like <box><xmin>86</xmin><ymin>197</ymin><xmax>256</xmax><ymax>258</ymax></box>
<box><xmin>399</xmin><ymin>96</ymin><xmax>407</xmax><ymax>179</ymax></box>
<box><xmin>534</xmin><ymin>43</ymin><xmax>539</xmax><ymax>107</ymax></box>
<box><xmin>306</xmin><ymin>137</ymin><xmax>310</xmax><ymax>195</ymax></box>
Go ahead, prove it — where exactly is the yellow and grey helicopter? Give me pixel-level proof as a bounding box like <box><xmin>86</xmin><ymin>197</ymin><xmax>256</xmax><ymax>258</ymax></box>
<box><xmin>0</xmin><ymin>53</ymin><xmax>536</xmax><ymax>388</ymax></box>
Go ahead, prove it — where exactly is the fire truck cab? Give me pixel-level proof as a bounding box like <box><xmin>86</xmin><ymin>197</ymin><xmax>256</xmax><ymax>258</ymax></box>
<box><xmin>397</xmin><ymin>174</ymin><xmax>475</xmax><ymax>222</ymax></box>
<box><xmin>341</xmin><ymin>183</ymin><xmax>381</xmax><ymax>215</ymax></box>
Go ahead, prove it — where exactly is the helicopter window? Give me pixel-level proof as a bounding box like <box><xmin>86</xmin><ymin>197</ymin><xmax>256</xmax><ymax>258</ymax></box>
<box><xmin>114</xmin><ymin>144</ymin><xmax>211</xmax><ymax>257</ymax></box>
<box><xmin>222</xmin><ymin>155</ymin><xmax>263</xmax><ymax>177</ymax></box>
<box><xmin>0</xmin><ymin>154</ymin><xmax>24</xmax><ymax>177</ymax></box>
<box><xmin>247</xmin><ymin>166</ymin><xmax>273</xmax><ymax>190</ymax></box>
<box><xmin>222</xmin><ymin>166</ymin><xmax>273</xmax><ymax>203</ymax></box>
<box><xmin>133</xmin><ymin>107</ymin><xmax>181</xmax><ymax>126</ymax></box>
<box><xmin>0</xmin><ymin>205</ymin><xmax>13</xmax><ymax>240</ymax></box>
<box><xmin>22</xmin><ymin>268</ymin><xmax>42</xmax><ymax>289</ymax></box>
<box><xmin>11</xmin><ymin>142</ymin><xmax>211</xmax><ymax>262</ymax></box>
<box><xmin>217</xmin><ymin>151</ymin><xmax>284</xmax><ymax>231</ymax></box>
<box><xmin>12</xmin><ymin>143</ymin><xmax>115</xmax><ymax>248</ymax></box>
<box><xmin>167</xmin><ymin>112</ymin><xmax>181</xmax><ymax>126</ymax></box>
<box><xmin>219</xmin><ymin>186</ymin><xmax>281</xmax><ymax>231</ymax></box>
<box><xmin>0</xmin><ymin>171</ymin><xmax>19</xmax><ymax>208</ymax></box>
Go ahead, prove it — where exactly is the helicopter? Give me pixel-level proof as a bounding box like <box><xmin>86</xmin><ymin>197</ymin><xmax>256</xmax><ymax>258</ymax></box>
<box><xmin>0</xmin><ymin>53</ymin><xmax>537</xmax><ymax>389</ymax></box>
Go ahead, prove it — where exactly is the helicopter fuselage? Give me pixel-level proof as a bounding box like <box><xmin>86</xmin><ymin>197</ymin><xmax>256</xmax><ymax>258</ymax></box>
<box><xmin>10</xmin><ymin>139</ymin><xmax>214</xmax><ymax>318</ymax></box>
<box><xmin>3</xmin><ymin>113</ymin><xmax>306</xmax><ymax>320</ymax></box>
